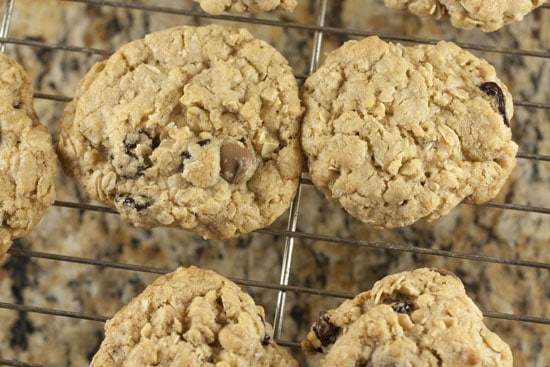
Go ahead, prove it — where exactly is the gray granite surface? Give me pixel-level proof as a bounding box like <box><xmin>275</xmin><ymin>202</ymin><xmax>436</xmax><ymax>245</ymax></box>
<box><xmin>0</xmin><ymin>0</ymin><xmax>548</xmax><ymax>366</ymax></box>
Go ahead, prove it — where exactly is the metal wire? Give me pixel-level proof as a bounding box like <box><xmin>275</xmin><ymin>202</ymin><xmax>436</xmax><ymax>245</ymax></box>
<box><xmin>0</xmin><ymin>359</ymin><xmax>43</xmax><ymax>367</ymax></box>
<box><xmin>1</xmin><ymin>0</ymin><xmax>549</xmax><ymax>366</ymax></box>
<box><xmin>0</xmin><ymin>0</ymin><xmax>14</xmax><ymax>52</ymax></box>
<box><xmin>60</xmin><ymin>0</ymin><xmax>550</xmax><ymax>59</ymax></box>
<box><xmin>4</xmin><ymin>247</ymin><xmax>550</xmax><ymax>325</ymax></box>
<box><xmin>272</xmin><ymin>0</ymin><xmax>328</xmax><ymax>339</ymax></box>
<box><xmin>1</xmin><ymin>39</ymin><xmax>547</xmax><ymax>112</ymax></box>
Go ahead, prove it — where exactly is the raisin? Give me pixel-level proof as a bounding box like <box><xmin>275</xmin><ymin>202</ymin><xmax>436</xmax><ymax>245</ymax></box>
<box><xmin>312</xmin><ymin>311</ymin><xmax>340</xmax><ymax>347</ymax></box>
<box><xmin>115</xmin><ymin>130</ymin><xmax>160</xmax><ymax>178</ymax></box>
<box><xmin>479</xmin><ymin>82</ymin><xmax>509</xmax><ymax>127</ymax></box>
<box><xmin>123</xmin><ymin>130</ymin><xmax>159</xmax><ymax>158</ymax></box>
<box><xmin>391</xmin><ymin>301</ymin><xmax>414</xmax><ymax>314</ymax></box>
<box><xmin>180</xmin><ymin>151</ymin><xmax>192</xmax><ymax>171</ymax></box>
<box><xmin>115</xmin><ymin>194</ymin><xmax>153</xmax><ymax>211</ymax></box>
<box><xmin>197</xmin><ymin>139</ymin><xmax>210</xmax><ymax>146</ymax></box>
<box><xmin>152</xmin><ymin>136</ymin><xmax>161</xmax><ymax>149</ymax></box>
<box><xmin>258</xmin><ymin>314</ymin><xmax>271</xmax><ymax>346</ymax></box>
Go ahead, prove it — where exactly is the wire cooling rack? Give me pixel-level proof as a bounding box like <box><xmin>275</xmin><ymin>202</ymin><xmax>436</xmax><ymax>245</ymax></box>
<box><xmin>0</xmin><ymin>0</ymin><xmax>549</xmax><ymax>366</ymax></box>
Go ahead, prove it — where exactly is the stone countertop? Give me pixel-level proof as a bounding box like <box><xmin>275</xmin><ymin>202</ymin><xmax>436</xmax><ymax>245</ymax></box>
<box><xmin>0</xmin><ymin>0</ymin><xmax>548</xmax><ymax>366</ymax></box>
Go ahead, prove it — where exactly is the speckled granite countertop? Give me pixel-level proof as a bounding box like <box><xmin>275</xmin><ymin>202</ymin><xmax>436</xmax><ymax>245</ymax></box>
<box><xmin>0</xmin><ymin>0</ymin><xmax>548</xmax><ymax>366</ymax></box>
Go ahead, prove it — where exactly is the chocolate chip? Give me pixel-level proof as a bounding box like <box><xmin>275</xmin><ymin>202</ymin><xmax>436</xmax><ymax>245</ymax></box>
<box><xmin>479</xmin><ymin>82</ymin><xmax>509</xmax><ymax>127</ymax></box>
<box><xmin>391</xmin><ymin>301</ymin><xmax>414</xmax><ymax>314</ymax></box>
<box><xmin>197</xmin><ymin>139</ymin><xmax>210</xmax><ymax>147</ymax></box>
<box><xmin>261</xmin><ymin>334</ymin><xmax>271</xmax><ymax>346</ymax></box>
<box><xmin>115</xmin><ymin>130</ymin><xmax>159</xmax><ymax>177</ymax></box>
<box><xmin>220</xmin><ymin>142</ymin><xmax>253</xmax><ymax>184</ymax></box>
<box><xmin>123</xmin><ymin>130</ymin><xmax>159</xmax><ymax>158</ymax></box>
<box><xmin>312</xmin><ymin>311</ymin><xmax>340</xmax><ymax>347</ymax></box>
<box><xmin>180</xmin><ymin>151</ymin><xmax>192</xmax><ymax>171</ymax></box>
<box><xmin>152</xmin><ymin>136</ymin><xmax>161</xmax><ymax>149</ymax></box>
<box><xmin>123</xmin><ymin>132</ymin><xmax>140</xmax><ymax>158</ymax></box>
<box><xmin>258</xmin><ymin>313</ymin><xmax>271</xmax><ymax>346</ymax></box>
<box><xmin>115</xmin><ymin>194</ymin><xmax>153</xmax><ymax>211</ymax></box>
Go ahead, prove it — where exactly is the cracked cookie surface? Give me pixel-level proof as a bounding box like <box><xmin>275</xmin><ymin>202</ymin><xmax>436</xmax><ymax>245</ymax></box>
<box><xmin>301</xmin><ymin>36</ymin><xmax>517</xmax><ymax>228</ymax></box>
<box><xmin>302</xmin><ymin>268</ymin><xmax>513</xmax><ymax>366</ymax></box>
<box><xmin>384</xmin><ymin>0</ymin><xmax>548</xmax><ymax>32</ymax></box>
<box><xmin>194</xmin><ymin>0</ymin><xmax>297</xmax><ymax>15</ymax></box>
<box><xmin>91</xmin><ymin>266</ymin><xmax>298</xmax><ymax>367</ymax></box>
<box><xmin>0</xmin><ymin>53</ymin><xmax>56</xmax><ymax>261</ymax></box>
<box><xmin>57</xmin><ymin>25</ymin><xmax>303</xmax><ymax>239</ymax></box>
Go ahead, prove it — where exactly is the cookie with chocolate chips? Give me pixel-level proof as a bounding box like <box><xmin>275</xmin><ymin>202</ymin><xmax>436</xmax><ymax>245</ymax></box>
<box><xmin>302</xmin><ymin>268</ymin><xmax>513</xmax><ymax>366</ymax></box>
<box><xmin>384</xmin><ymin>0</ymin><xmax>548</xmax><ymax>32</ymax></box>
<box><xmin>301</xmin><ymin>36</ymin><xmax>517</xmax><ymax>228</ymax></box>
<box><xmin>57</xmin><ymin>25</ymin><xmax>303</xmax><ymax>239</ymax></box>
<box><xmin>0</xmin><ymin>53</ymin><xmax>56</xmax><ymax>261</ymax></box>
<box><xmin>193</xmin><ymin>0</ymin><xmax>297</xmax><ymax>15</ymax></box>
<box><xmin>91</xmin><ymin>266</ymin><xmax>298</xmax><ymax>367</ymax></box>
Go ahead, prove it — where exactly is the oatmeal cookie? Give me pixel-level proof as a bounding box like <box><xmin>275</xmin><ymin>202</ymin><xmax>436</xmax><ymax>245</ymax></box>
<box><xmin>194</xmin><ymin>0</ymin><xmax>297</xmax><ymax>15</ymax></box>
<box><xmin>302</xmin><ymin>268</ymin><xmax>513</xmax><ymax>366</ymax></box>
<box><xmin>301</xmin><ymin>36</ymin><xmax>517</xmax><ymax>228</ymax></box>
<box><xmin>0</xmin><ymin>53</ymin><xmax>56</xmax><ymax>261</ymax></box>
<box><xmin>90</xmin><ymin>266</ymin><xmax>298</xmax><ymax>367</ymax></box>
<box><xmin>384</xmin><ymin>0</ymin><xmax>548</xmax><ymax>32</ymax></box>
<box><xmin>57</xmin><ymin>25</ymin><xmax>303</xmax><ymax>239</ymax></box>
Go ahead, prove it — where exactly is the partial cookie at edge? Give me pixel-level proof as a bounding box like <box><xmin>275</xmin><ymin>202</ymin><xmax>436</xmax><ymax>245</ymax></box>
<box><xmin>194</xmin><ymin>0</ymin><xmax>297</xmax><ymax>15</ymax></box>
<box><xmin>302</xmin><ymin>268</ymin><xmax>513</xmax><ymax>366</ymax></box>
<box><xmin>0</xmin><ymin>53</ymin><xmax>56</xmax><ymax>261</ymax></box>
<box><xmin>90</xmin><ymin>266</ymin><xmax>298</xmax><ymax>367</ymax></box>
<box><xmin>384</xmin><ymin>0</ymin><xmax>549</xmax><ymax>32</ymax></box>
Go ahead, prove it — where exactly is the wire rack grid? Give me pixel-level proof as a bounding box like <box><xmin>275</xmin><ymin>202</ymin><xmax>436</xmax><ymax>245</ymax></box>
<box><xmin>0</xmin><ymin>0</ymin><xmax>549</xmax><ymax>366</ymax></box>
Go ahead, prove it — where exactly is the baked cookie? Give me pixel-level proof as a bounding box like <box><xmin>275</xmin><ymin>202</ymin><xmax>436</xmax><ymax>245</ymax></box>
<box><xmin>90</xmin><ymin>266</ymin><xmax>298</xmax><ymax>366</ymax></box>
<box><xmin>57</xmin><ymin>25</ymin><xmax>303</xmax><ymax>239</ymax></box>
<box><xmin>301</xmin><ymin>36</ymin><xmax>517</xmax><ymax>228</ymax></box>
<box><xmin>0</xmin><ymin>53</ymin><xmax>56</xmax><ymax>261</ymax></box>
<box><xmin>384</xmin><ymin>0</ymin><xmax>548</xmax><ymax>32</ymax></box>
<box><xmin>193</xmin><ymin>0</ymin><xmax>297</xmax><ymax>15</ymax></box>
<box><xmin>302</xmin><ymin>268</ymin><xmax>513</xmax><ymax>366</ymax></box>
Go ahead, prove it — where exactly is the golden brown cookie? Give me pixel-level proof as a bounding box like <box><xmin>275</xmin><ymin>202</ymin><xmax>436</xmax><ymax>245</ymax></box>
<box><xmin>57</xmin><ymin>25</ymin><xmax>303</xmax><ymax>239</ymax></box>
<box><xmin>301</xmin><ymin>36</ymin><xmax>517</xmax><ymax>228</ymax></box>
<box><xmin>384</xmin><ymin>0</ymin><xmax>548</xmax><ymax>32</ymax></box>
<box><xmin>193</xmin><ymin>0</ymin><xmax>297</xmax><ymax>15</ymax></box>
<box><xmin>91</xmin><ymin>266</ymin><xmax>298</xmax><ymax>367</ymax></box>
<box><xmin>0</xmin><ymin>53</ymin><xmax>56</xmax><ymax>261</ymax></box>
<box><xmin>302</xmin><ymin>268</ymin><xmax>513</xmax><ymax>366</ymax></box>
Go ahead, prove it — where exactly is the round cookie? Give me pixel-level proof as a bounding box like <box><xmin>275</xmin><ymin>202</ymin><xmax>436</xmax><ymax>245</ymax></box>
<box><xmin>302</xmin><ymin>268</ymin><xmax>513</xmax><ymax>366</ymax></box>
<box><xmin>384</xmin><ymin>0</ymin><xmax>548</xmax><ymax>32</ymax></box>
<box><xmin>57</xmin><ymin>25</ymin><xmax>303</xmax><ymax>239</ymax></box>
<box><xmin>0</xmin><ymin>53</ymin><xmax>56</xmax><ymax>261</ymax></box>
<box><xmin>301</xmin><ymin>36</ymin><xmax>517</xmax><ymax>228</ymax></box>
<box><xmin>194</xmin><ymin>0</ymin><xmax>297</xmax><ymax>15</ymax></box>
<box><xmin>90</xmin><ymin>266</ymin><xmax>298</xmax><ymax>367</ymax></box>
